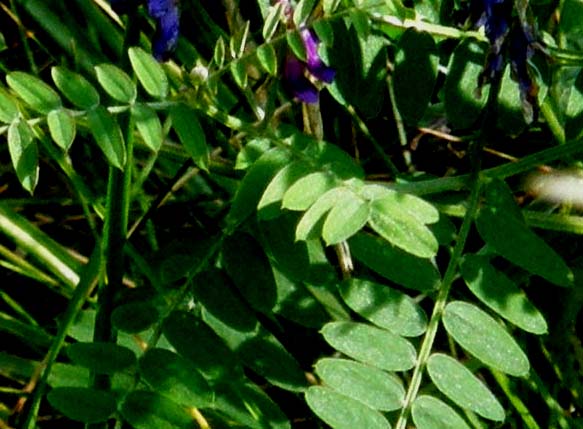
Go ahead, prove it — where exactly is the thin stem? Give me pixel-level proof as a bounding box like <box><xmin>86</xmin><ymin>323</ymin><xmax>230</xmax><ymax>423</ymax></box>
<box><xmin>394</xmin><ymin>171</ymin><xmax>483</xmax><ymax>429</ymax></box>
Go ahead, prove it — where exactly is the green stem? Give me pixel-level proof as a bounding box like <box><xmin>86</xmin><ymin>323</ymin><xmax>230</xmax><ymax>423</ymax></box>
<box><xmin>394</xmin><ymin>172</ymin><xmax>483</xmax><ymax>429</ymax></box>
<box><xmin>490</xmin><ymin>369</ymin><xmax>541</xmax><ymax>429</ymax></box>
<box><xmin>21</xmin><ymin>246</ymin><xmax>102</xmax><ymax>429</ymax></box>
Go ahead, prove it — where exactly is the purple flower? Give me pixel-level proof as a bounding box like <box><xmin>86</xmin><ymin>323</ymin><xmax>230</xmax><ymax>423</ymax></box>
<box><xmin>284</xmin><ymin>28</ymin><xmax>335</xmax><ymax>104</ymax></box>
<box><xmin>148</xmin><ymin>0</ymin><xmax>180</xmax><ymax>61</ymax></box>
<box><xmin>109</xmin><ymin>0</ymin><xmax>179</xmax><ymax>61</ymax></box>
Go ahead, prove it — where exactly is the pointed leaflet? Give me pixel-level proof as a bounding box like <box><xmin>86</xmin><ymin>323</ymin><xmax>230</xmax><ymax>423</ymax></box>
<box><xmin>131</xmin><ymin>103</ymin><xmax>163</xmax><ymax>152</ymax></box>
<box><xmin>427</xmin><ymin>353</ymin><xmax>505</xmax><ymax>421</ymax></box>
<box><xmin>315</xmin><ymin>358</ymin><xmax>405</xmax><ymax>411</ymax></box>
<box><xmin>128</xmin><ymin>46</ymin><xmax>168</xmax><ymax>98</ymax></box>
<box><xmin>87</xmin><ymin>106</ymin><xmax>126</xmax><ymax>169</ymax></box>
<box><xmin>322</xmin><ymin>321</ymin><xmax>416</xmax><ymax>371</ymax></box>
<box><xmin>412</xmin><ymin>395</ymin><xmax>471</xmax><ymax>429</ymax></box>
<box><xmin>170</xmin><ymin>103</ymin><xmax>209</xmax><ymax>171</ymax></box>
<box><xmin>306</xmin><ymin>386</ymin><xmax>391</xmax><ymax>429</ymax></box>
<box><xmin>476</xmin><ymin>187</ymin><xmax>573</xmax><ymax>287</ymax></box>
<box><xmin>95</xmin><ymin>64</ymin><xmax>137</xmax><ymax>104</ymax></box>
<box><xmin>51</xmin><ymin>66</ymin><xmax>100</xmax><ymax>109</ymax></box>
<box><xmin>7</xmin><ymin>71</ymin><xmax>62</xmax><ymax>114</ymax></box>
<box><xmin>461</xmin><ymin>254</ymin><xmax>548</xmax><ymax>334</ymax></box>
<box><xmin>339</xmin><ymin>278</ymin><xmax>427</xmax><ymax>337</ymax></box>
<box><xmin>8</xmin><ymin>119</ymin><xmax>39</xmax><ymax>194</ymax></box>
<box><xmin>47</xmin><ymin>108</ymin><xmax>76</xmax><ymax>150</ymax></box>
<box><xmin>443</xmin><ymin>301</ymin><xmax>530</xmax><ymax>377</ymax></box>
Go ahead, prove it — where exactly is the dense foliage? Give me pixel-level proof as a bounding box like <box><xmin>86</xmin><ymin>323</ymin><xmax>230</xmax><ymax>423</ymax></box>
<box><xmin>0</xmin><ymin>1</ymin><xmax>582</xmax><ymax>428</ymax></box>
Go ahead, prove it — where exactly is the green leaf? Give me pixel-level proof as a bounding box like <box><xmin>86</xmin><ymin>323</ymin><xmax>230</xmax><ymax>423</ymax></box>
<box><xmin>366</xmin><ymin>187</ymin><xmax>439</xmax><ymax>224</ymax></box>
<box><xmin>227</xmin><ymin>148</ymin><xmax>293</xmax><ymax>229</ymax></box>
<box><xmin>427</xmin><ymin>353</ymin><xmax>505</xmax><ymax>421</ymax></box>
<box><xmin>368</xmin><ymin>196</ymin><xmax>438</xmax><ymax>258</ymax></box>
<box><xmin>213</xmin><ymin>381</ymin><xmax>291</xmax><ymax>429</ymax></box>
<box><xmin>476</xmin><ymin>202</ymin><xmax>573</xmax><ymax>287</ymax></box>
<box><xmin>497</xmin><ymin>65</ymin><xmax>528</xmax><ymax>134</ymax></box>
<box><xmin>315</xmin><ymin>358</ymin><xmax>405</xmax><ymax>411</ymax></box>
<box><xmin>257</xmin><ymin>43</ymin><xmax>278</xmax><ymax>75</ymax></box>
<box><xmin>306</xmin><ymin>386</ymin><xmax>391</xmax><ymax>429</ymax></box>
<box><xmin>394</xmin><ymin>29</ymin><xmax>438</xmax><ymax>125</ymax></box>
<box><xmin>8</xmin><ymin>119</ymin><xmax>38</xmax><ymax>194</ymax></box>
<box><xmin>87</xmin><ymin>106</ymin><xmax>126</xmax><ymax>169</ymax></box>
<box><xmin>444</xmin><ymin>39</ymin><xmax>488</xmax><ymax>129</ymax></box>
<box><xmin>349</xmin><ymin>233</ymin><xmax>440</xmax><ymax>291</ymax></box>
<box><xmin>140</xmin><ymin>348</ymin><xmax>212</xmax><ymax>407</ymax></box>
<box><xmin>283</xmin><ymin>171</ymin><xmax>337</xmax><ymax>211</ymax></box>
<box><xmin>67</xmin><ymin>342</ymin><xmax>135</xmax><ymax>374</ymax></box>
<box><xmin>163</xmin><ymin>310</ymin><xmax>242</xmax><ymax>381</ymax></box>
<box><xmin>322</xmin><ymin>191</ymin><xmax>369</xmax><ymax>245</ymax></box>
<box><xmin>0</xmin><ymin>32</ymin><xmax>6</xmax><ymax>51</ymax></box>
<box><xmin>111</xmin><ymin>301</ymin><xmax>159</xmax><ymax>333</ymax></box>
<box><xmin>286</xmin><ymin>30</ymin><xmax>306</xmax><ymax>61</ymax></box>
<box><xmin>47</xmin><ymin>108</ymin><xmax>76</xmax><ymax>150</ymax></box>
<box><xmin>262</xmin><ymin>3</ymin><xmax>284</xmax><ymax>41</ymax></box>
<box><xmin>0</xmin><ymin>88</ymin><xmax>20</xmax><ymax>123</ymax></box>
<box><xmin>461</xmin><ymin>255</ymin><xmax>548</xmax><ymax>334</ymax></box>
<box><xmin>131</xmin><ymin>103</ymin><xmax>163</xmax><ymax>151</ymax></box>
<box><xmin>230</xmin><ymin>59</ymin><xmax>249</xmax><ymax>88</ymax></box>
<box><xmin>95</xmin><ymin>63</ymin><xmax>137</xmax><ymax>103</ymax></box>
<box><xmin>339</xmin><ymin>278</ymin><xmax>427</xmax><ymax>337</ymax></box>
<box><xmin>51</xmin><ymin>66</ymin><xmax>100</xmax><ymax>109</ymax></box>
<box><xmin>293</xmin><ymin>0</ymin><xmax>317</xmax><ymax>26</ymax></box>
<box><xmin>213</xmin><ymin>37</ymin><xmax>227</xmax><ymax>68</ymax></box>
<box><xmin>222</xmin><ymin>232</ymin><xmax>277</xmax><ymax>314</ymax></box>
<box><xmin>322</xmin><ymin>321</ymin><xmax>416</xmax><ymax>371</ymax></box>
<box><xmin>120</xmin><ymin>391</ymin><xmax>194</xmax><ymax>429</ymax></box>
<box><xmin>6</xmin><ymin>71</ymin><xmax>62</xmax><ymax>114</ymax></box>
<box><xmin>443</xmin><ymin>301</ymin><xmax>530</xmax><ymax>377</ymax></box>
<box><xmin>258</xmin><ymin>161</ymin><xmax>312</xmax><ymax>219</ymax></box>
<box><xmin>128</xmin><ymin>46</ymin><xmax>169</xmax><ymax>98</ymax></box>
<box><xmin>47</xmin><ymin>387</ymin><xmax>117</xmax><ymax>424</ymax></box>
<box><xmin>412</xmin><ymin>395</ymin><xmax>471</xmax><ymax>429</ymax></box>
<box><xmin>170</xmin><ymin>103</ymin><xmax>209</xmax><ymax>171</ymax></box>
<box><xmin>295</xmin><ymin>187</ymin><xmax>347</xmax><ymax>241</ymax></box>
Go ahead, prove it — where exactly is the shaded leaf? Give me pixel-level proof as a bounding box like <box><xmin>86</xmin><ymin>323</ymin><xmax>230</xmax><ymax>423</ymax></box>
<box><xmin>461</xmin><ymin>254</ymin><xmax>548</xmax><ymax>334</ymax></box>
<box><xmin>87</xmin><ymin>106</ymin><xmax>126</xmax><ymax>169</ymax></box>
<box><xmin>339</xmin><ymin>278</ymin><xmax>427</xmax><ymax>337</ymax></box>
<box><xmin>48</xmin><ymin>387</ymin><xmax>117</xmax><ymax>424</ymax></box>
<box><xmin>443</xmin><ymin>301</ymin><xmax>530</xmax><ymax>377</ymax></box>
<box><xmin>111</xmin><ymin>301</ymin><xmax>159</xmax><ymax>333</ymax></box>
<box><xmin>170</xmin><ymin>103</ymin><xmax>209</xmax><ymax>170</ymax></box>
<box><xmin>349</xmin><ymin>233</ymin><xmax>440</xmax><ymax>291</ymax></box>
<box><xmin>140</xmin><ymin>348</ymin><xmax>211</xmax><ymax>407</ymax></box>
<box><xmin>67</xmin><ymin>342</ymin><xmax>136</xmax><ymax>374</ymax></box>
<box><xmin>132</xmin><ymin>103</ymin><xmax>163</xmax><ymax>151</ymax></box>
<box><xmin>120</xmin><ymin>390</ymin><xmax>193</xmax><ymax>429</ymax></box>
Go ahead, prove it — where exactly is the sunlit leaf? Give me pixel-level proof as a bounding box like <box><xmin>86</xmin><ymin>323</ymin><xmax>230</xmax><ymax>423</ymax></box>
<box><xmin>128</xmin><ymin>46</ymin><xmax>168</xmax><ymax>98</ymax></box>
<box><xmin>322</xmin><ymin>321</ymin><xmax>416</xmax><ymax>371</ymax></box>
<box><xmin>306</xmin><ymin>386</ymin><xmax>391</xmax><ymax>429</ymax></box>
<box><xmin>51</xmin><ymin>66</ymin><xmax>100</xmax><ymax>109</ymax></box>
<box><xmin>7</xmin><ymin>71</ymin><xmax>62</xmax><ymax>114</ymax></box>
<box><xmin>412</xmin><ymin>395</ymin><xmax>471</xmax><ymax>429</ymax></box>
<box><xmin>95</xmin><ymin>63</ymin><xmax>137</xmax><ymax>104</ymax></box>
<box><xmin>47</xmin><ymin>108</ymin><xmax>76</xmax><ymax>150</ymax></box>
<box><xmin>170</xmin><ymin>103</ymin><xmax>209</xmax><ymax>171</ymax></box>
<box><xmin>8</xmin><ymin>119</ymin><xmax>38</xmax><ymax>194</ymax></box>
<box><xmin>322</xmin><ymin>192</ymin><xmax>369</xmax><ymax>245</ymax></box>
<box><xmin>87</xmin><ymin>105</ymin><xmax>126</xmax><ymax>169</ymax></box>
<box><xmin>131</xmin><ymin>103</ymin><xmax>163</xmax><ymax>151</ymax></box>
<box><xmin>443</xmin><ymin>301</ymin><xmax>530</xmax><ymax>377</ymax></box>
<box><xmin>315</xmin><ymin>358</ymin><xmax>405</xmax><ymax>411</ymax></box>
<box><xmin>427</xmin><ymin>353</ymin><xmax>505</xmax><ymax>421</ymax></box>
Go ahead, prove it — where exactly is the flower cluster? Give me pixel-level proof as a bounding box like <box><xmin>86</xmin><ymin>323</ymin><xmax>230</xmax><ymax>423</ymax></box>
<box><xmin>474</xmin><ymin>0</ymin><xmax>538</xmax><ymax>122</ymax></box>
<box><xmin>110</xmin><ymin>0</ymin><xmax>180</xmax><ymax>61</ymax></box>
<box><xmin>283</xmin><ymin>28</ymin><xmax>335</xmax><ymax>104</ymax></box>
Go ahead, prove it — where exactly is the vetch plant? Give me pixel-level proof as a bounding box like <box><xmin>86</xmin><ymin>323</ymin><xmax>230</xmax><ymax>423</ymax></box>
<box><xmin>0</xmin><ymin>1</ymin><xmax>582</xmax><ymax>429</ymax></box>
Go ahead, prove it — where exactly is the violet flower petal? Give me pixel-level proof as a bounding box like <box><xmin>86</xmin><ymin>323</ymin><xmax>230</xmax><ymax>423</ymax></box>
<box><xmin>148</xmin><ymin>0</ymin><xmax>180</xmax><ymax>60</ymax></box>
<box><xmin>300</xmin><ymin>28</ymin><xmax>335</xmax><ymax>83</ymax></box>
<box><xmin>284</xmin><ymin>55</ymin><xmax>319</xmax><ymax>104</ymax></box>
